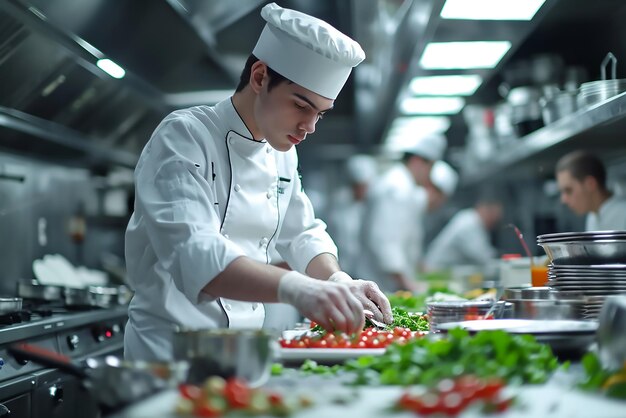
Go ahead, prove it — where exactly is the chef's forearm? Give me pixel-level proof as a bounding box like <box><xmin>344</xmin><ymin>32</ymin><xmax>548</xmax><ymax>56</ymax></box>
<box><xmin>305</xmin><ymin>252</ymin><xmax>341</xmax><ymax>280</ymax></box>
<box><xmin>201</xmin><ymin>256</ymin><xmax>287</xmax><ymax>302</ymax></box>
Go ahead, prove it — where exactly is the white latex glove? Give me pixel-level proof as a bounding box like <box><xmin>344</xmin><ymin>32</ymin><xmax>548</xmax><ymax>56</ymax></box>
<box><xmin>328</xmin><ymin>271</ymin><xmax>394</xmax><ymax>324</ymax></box>
<box><xmin>278</xmin><ymin>271</ymin><xmax>364</xmax><ymax>334</ymax></box>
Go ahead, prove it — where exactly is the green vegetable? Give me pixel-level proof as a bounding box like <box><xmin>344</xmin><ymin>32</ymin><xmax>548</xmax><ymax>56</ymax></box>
<box><xmin>271</xmin><ymin>363</ymin><xmax>284</xmax><ymax>376</ymax></box>
<box><xmin>343</xmin><ymin>328</ymin><xmax>560</xmax><ymax>386</ymax></box>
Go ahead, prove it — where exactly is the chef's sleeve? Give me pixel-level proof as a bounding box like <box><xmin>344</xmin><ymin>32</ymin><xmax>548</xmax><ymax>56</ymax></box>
<box><xmin>134</xmin><ymin>117</ymin><xmax>245</xmax><ymax>303</ymax></box>
<box><xmin>274</xmin><ymin>165</ymin><xmax>337</xmax><ymax>273</ymax></box>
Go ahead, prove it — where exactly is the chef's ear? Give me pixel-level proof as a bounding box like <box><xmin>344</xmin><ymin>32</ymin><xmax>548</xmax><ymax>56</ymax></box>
<box><xmin>250</xmin><ymin>61</ymin><xmax>269</xmax><ymax>94</ymax></box>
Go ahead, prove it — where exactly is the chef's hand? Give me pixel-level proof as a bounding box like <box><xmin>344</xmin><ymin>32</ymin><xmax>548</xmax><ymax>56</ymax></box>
<box><xmin>278</xmin><ymin>271</ymin><xmax>365</xmax><ymax>335</ymax></box>
<box><xmin>329</xmin><ymin>271</ymin><xmax>394</xmax><ymax>324</ymax></box>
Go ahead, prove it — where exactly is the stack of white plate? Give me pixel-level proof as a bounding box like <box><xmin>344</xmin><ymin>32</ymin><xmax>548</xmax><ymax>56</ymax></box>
<box><xmin>548</xmin><ymin>264</ymin><xmax>626</xmax><ymax>319</ymax></box>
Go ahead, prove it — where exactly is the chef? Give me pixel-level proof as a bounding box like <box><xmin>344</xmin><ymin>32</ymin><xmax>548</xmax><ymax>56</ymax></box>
<box><xmin>327</xmin><ymin>154</ymin><xmax>378</xmax><ymax>275</ymax></box>
<box><xmin>355</xmin><ymin>135</ymin><xmax>447</xmax><ymax>293</ymax></box>
<box><xmin>556</xmin><ymin>150</ymin><xmax>626</xmax><ymax>231</ymax></box>
<box><xmin>124</xmin><ymin>3</ymin><xmax>392</xmax><ymax>362</ymax></box>
<box><xmin>424</xmin><ymin>160</ymin><xmax>458</xmax><ymax>213</ymax></box>
<box><xmin>423</xmin><ymin>195</ymin><xmax>503</xmax><ymax>271</ymax></box>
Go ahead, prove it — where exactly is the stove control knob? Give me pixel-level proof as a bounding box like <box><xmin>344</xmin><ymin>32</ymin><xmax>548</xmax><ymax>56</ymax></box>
<box><xmin>91</xmin><ymin>325</ymin><xmax>113</xmax><ymax>342</ymax></box>
<box><xmin>67</xmin><ymin>334</ymin><xmax>80</xmax><ymax>351</ymax></box>
<box><xmin>49</xmin><ymin>385</ymin><xmax>64</xmax><ymax>403</ymax></box>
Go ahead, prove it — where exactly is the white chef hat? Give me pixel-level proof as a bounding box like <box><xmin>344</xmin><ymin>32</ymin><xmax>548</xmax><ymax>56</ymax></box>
<box><xmin>252</xmin><ymin>2</ymin><xmax>365</xmax><ymax>99</ymax></box>
<box><xmin>430</xmin><ymin>160</ymin><xmax>458</xmax><ymax>197</ymax></box>
<box><xmin>346</xmin><ymin>154</ymin><xmax>377</xmax><ymax>184</ymax></box>
<box><xmin>400</xmin><ymin>134</ymin><xmax>447</xmax><ymax>162</ymax></box>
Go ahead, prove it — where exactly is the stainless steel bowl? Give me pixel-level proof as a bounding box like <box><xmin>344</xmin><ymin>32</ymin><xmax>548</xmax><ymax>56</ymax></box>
<box><xmin>507</xmin><ymin>298</ymin><xmax>585</xmax><ymax>320</ymax></box>
<box><xmin>538</xmin><ymin>238</ymin><xmax>626</xmax><ymax>266</ymax></box>
<box><xmin>172</xmin><ymin>328</ymin><xmax>276</xmax><ymax>388</ymax></box>
<box><xmin>504</xmin><ymin>286</ymin><xmax>551</xmax><ymax>300</ymax></box>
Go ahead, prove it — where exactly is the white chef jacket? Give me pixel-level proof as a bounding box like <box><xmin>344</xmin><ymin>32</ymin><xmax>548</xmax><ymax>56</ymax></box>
<box><xmin>585</xmin><ymin>194</ymin><xmax>626</xmax><ymax>231</ymax></box>
<box><xmin>355</xmin><ymin>164</ymin><xmax>428</xmax><ymax>293</ymax></box>
<box><xmin>124</xmin><ymin>98</ymin><xmax>337</xmax><ymax>361</ymax></box>
<box><xmin>327</xmin><ymin>189</ymin><xmax>367</xmax><ymax>275</ymax></box>
<box><xmin>424</xmin><ymin>208</ymin><xmax>496</xmax><ymax>270</ymax></box>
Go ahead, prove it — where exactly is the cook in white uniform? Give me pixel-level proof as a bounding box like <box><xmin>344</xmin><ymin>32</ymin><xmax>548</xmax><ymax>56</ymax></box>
<box><xmin>124</xmin><ymin>3</ymin><xmax>392</xmax><ymax>362</ymax></box>
<box><xmin>356</xmin><ymin>135</ymin><xmax>446</xmax><ymax>293</ymax></box>
<box><xmin>424</xmin><ymin>160</ymin><xmax>458</xmax><ymax>213</ymax></box>
<box><xmin>327</xmin><ymin>154</ymin><xmax>378</xmax><ymax>276</ymax></box>
<box><xmin>424</xmin><ymin>197</ymin><xmax>503</xmax><ymax>271</ymax></box>
<box><xmin>556</xmin><ymin>150</ymin><xmax>626</xmax><ymax>231</ymax></box>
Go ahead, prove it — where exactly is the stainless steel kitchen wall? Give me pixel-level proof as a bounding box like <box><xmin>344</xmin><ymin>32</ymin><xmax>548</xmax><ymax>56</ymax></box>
<box><xmin>0</xmin><ymin>151</ymin><xmax>126</xmax><ymax>296</ymax></box>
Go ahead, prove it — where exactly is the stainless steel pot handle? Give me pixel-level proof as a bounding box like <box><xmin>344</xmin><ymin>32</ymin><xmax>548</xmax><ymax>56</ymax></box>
<box><xmin>601</xmin><ymin>52</ymin><xmax>617</xmax><ymax>81</ymax></box>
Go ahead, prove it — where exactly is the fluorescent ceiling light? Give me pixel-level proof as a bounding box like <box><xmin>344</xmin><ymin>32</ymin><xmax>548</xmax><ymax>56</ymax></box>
<box><xmin>420</xmin><ymin>41</ymin><xmax>511</xmax><ymax>69</ymax></box>
<box><xmin>409</xmin><ymin>75</ymin><xmax>483</xmax><ymax>96</ymax></box>
<box><xmin>400</xmin><ymin>97</ymin><xmax>465</xmax><ymax>115</ymax></box>
<box><xmin>389</xmin><ymin>116</ymin><xmax>451</xmax><ymax>135</ymax></box>
<box><xmin>97</xmin><ymin>58</ymin><xmax>126</xmax><ymax>79</ymax></box>
<box><xmin>441</xmin><ymin>0</ymin><xmax>546</xmax><ymax>21</ymax></box>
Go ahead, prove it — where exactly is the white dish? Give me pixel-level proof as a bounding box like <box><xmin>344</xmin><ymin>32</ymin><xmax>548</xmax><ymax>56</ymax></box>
<box><xmin>437</xmin><ymin>319</ymin><xmax>598</xmax><ymax>334</ymax></box>
<box><xmin>277</xmin><ymin>347</ymin><xmax>385</xmax><ymax>364</ymax></box>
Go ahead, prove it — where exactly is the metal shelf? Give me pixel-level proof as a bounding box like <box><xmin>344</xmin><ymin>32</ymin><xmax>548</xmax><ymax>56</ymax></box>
<box><xmin>0</xmin><ymin>106</ymin><xmax>138</xmax><ymax>169</ymax></box>
<box><xmin>461</xmin><ymin>90</ymin><xmax>626</xmax><ymax>185</ymax></box>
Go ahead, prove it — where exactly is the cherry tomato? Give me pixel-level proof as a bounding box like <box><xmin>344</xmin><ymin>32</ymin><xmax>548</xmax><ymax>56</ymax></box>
<box><xmin>178</xmin><ymin>383</ymin><xmax>203</xmax><ymax>401</ymax></box>
<box><xmin>223</xmin><ymin>378</ymin><xmax>251</xmax><ymax>409</ymax></box>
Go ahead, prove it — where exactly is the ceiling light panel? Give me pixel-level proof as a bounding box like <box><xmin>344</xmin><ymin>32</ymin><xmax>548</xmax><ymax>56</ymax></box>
<box><xmin>409</xmin><ymin>75</ymin><xmax>483</xmax><ymax>96</ymax></box>
<box><xmin>420</xmin><ymin>41</ymin><xmax>512</xmax><ymax>69</ymax></box>
<box><xmin>400</xmin><ymin>97</ymin><xmax>465</xmax><ymax>115</ymax></box>
<box><xmin>441</xmin><ymin>0</ymin><xmax>546</xmax><ymax>21</ymax></box>
<box><xmin>97</xmin><ymin>59</ymin><xmax>126</xmax><ymax>79</ymax></box>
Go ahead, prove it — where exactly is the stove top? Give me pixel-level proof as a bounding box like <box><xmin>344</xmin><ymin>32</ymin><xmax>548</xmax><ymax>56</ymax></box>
<box><xmin>0</xmin><ymin>306</ymin><xmax>128</xmax><ymax>386</ymax></box>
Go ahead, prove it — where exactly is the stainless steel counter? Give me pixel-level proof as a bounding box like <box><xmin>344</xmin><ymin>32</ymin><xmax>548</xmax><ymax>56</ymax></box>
<box><xmin>110</xmin><ymin>368</ymin><xmax>626</xmax><ymax>418</ymax></box>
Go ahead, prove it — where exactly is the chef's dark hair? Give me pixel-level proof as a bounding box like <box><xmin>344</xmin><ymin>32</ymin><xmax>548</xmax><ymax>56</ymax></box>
<box><xmin>236</xmin><ymin>55</ymin><xmax>289</xmax><ymax>92</ymax></box>
<box><xmin>556</xmin><ymin>150</ymin><xmax>606</xmax><ymax>189</ymax></box>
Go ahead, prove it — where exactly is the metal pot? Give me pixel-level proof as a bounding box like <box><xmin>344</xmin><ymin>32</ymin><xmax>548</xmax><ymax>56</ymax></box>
<box><xmin>88</xmin><ymin>285</ymin><xmax>119</xmax><ymax>308</ymax></box>
<box><xmin>507</xmin><ymin>298</ymin><xmax>585</xmax><ymax>320</ymax></box>
<box><xmin>578</xmin><ymin>52</ymin><xmax>626</xmax><ymax>108</ymax></box>
<box><xmin>173</xmin><ymin>328</ymin><xmax>276</xmax><ymax>388</ymax></box>
<box><xmin>540</xmin><ymin>90</ymin><xmax>578</xmax><ymax>125</ymax></box>
<box><xmin>8</xmin><ymin>343</ymin><xmax>188</xmax><ymax>414</ymax></box>
<box><xmin>17</xmin><ymin>280</ymin><xmax>63</xmax><ymax>302</ymax></box>
<box><xmin>0</xmin><ymin>297</ymin><xmax>22</xmax><ymax>313</ymax></box>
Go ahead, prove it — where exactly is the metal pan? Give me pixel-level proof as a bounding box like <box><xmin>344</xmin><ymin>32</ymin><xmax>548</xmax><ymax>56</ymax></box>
<box><xmin>8</xmin><ymin>343</ymin><xmax>188</xmax><ymax>414</ymax></box>
<box><xmin>0</xmin><ymin>297</ymin><xmax>22</xmax><ymax>313</ymax></box>
<box><xmin>17</xmin><ymin>280</ymin><xmax>63</xmax><ymax>302</ymax></box>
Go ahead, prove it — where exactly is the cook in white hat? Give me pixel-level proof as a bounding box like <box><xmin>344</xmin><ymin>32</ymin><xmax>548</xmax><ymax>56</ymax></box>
<box><xmin>426</xmin><ymin>160</ymin><xmax>458</xmax><ymax>211</ymax></box>
<box><xmin>354</xmin><ymin>136</ymin><xmax>448</xmax><ymax>294</ymax></box>
<box><xmin>327</xmin><ymin>154</ymin><xmax>378</xmax><ymax>275</ymax></box>
<box><xmin>123</xmin><ymin>2</ymin><xmax>392</xmax><ymax>362</ymax></box>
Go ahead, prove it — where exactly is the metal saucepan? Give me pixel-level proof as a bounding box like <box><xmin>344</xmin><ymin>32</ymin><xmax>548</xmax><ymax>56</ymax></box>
<box><xmin>8</xmin><ymin>343</ymin><xmax>188</xmax><ymax>414</ymax></box>
<box><xmin>0</xmin><ymin>297</ymin><xmax>22</xmax><ymax>313</ymax></box>
<box><xmin>17</xmin><ymin>280</ymin><xmax>64</xmax><ymax>302</ymax></box>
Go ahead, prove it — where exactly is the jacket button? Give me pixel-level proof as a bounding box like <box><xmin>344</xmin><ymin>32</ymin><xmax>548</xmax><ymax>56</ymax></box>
<box><xmin>252</xmin><ymin>303</ymin><xmax>259</xmax><ymax>310</ymax></box>
<box><xmin>266</xmin><ymin>147</ymin><xmax>272</xmax><ymax>153</ymax></box>
<box><xmin>234</xmin><ymin>184</ymin><xmax>241</xmax><ymax>192</ymax></box>
<box><xmin>222</xmin><ymin>233</ymin><xmax>229</xmax><ymax>240</ymax></box>
<box><xmin>228</xmin><ymin>137</ymin><xmax>234</xmax><ymax>145</ymax></box>
<box><xmin>259</xmin><ymin>237</ymin><xmax>268</xmax><ymax>247</ymax></box>
<box><xmin>224</xmin><ymin>303</ymin><xmax>232</xmax><ymax>311</ymax></box>
<box><xmin>266</xmin><ymin>191</ymin><xmax>272</xmax><ymax>199</ymax></box>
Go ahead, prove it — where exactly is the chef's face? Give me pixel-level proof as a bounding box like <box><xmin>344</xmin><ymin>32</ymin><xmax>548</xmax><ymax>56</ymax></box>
<box><xmin>556</xmin><ymin>169</ymin><xmax>593</xmax><ymax>215</ymax></box>
<box><xmin>254</xmin><ymin>67</ymin><xmax>334</xmax><ymax>152</ymax></box>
